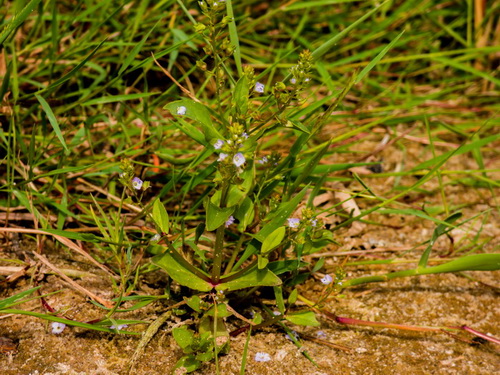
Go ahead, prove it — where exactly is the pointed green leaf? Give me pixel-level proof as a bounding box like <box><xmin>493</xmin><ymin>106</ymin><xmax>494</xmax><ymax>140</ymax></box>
<box><xmin>288</xmin><ymin>289</ymin><xmax>298</xmax><ymax>305</ymax></box>
<box><xmin>274</xmin><ymin>286</ymin><xmax>285</xmax><ymax>314</ymax></box>
<box><xmin>257</xmin><ymin>255</ymin><xmax>269</xmax><ymax>269</ymax></box>
<box><xmin>234</xmin><ymin>197</ymin><xmax>254</xmax><ymax>231</ymax></box>
<box><xmin>164</xmin><ymin>99</ymin><xmax>223</xmax><ymax>143</ymax></box>
<box><xmin>152</xmin><ymin>199</ymin><xmax>170</xmax><ymax>234</ymax></box>
<box><xmin>184</xmin><ymin>295</ymin><xmax>202</xmax><ymax>312</ymax></box>
<box><xmin>172</xmin><ymin>326</ymin><xmax>195</xmax><ymax>350</ymax></box>
<box><xmin>233</xmin><ymin>75</ymin><xmax>249</xmax><ymax>114</ymax></box>
<box><xmin>217</xmin><ymin>266</ymin><xmax>281</xmax><ymax>292</ymax></box>
<box><xmin>153</xmin><ymin>252</ymin><xmax>212</xmax><ymax>292</ymax></box>
<box><xmin>261</xmin><ymin>226</ymin><xmax>286</xmax><ymax>254</ymax></box>
<box><xmin>35</xmin><ymin>94</ymin><xmax>70</xmax><ymax>154</ymax></box>
<box><xmin>205</xmin><ymin>199</ymin><xmax>235</xmax><ymax>231</ymax></box>
<box><xmin>285</xmin><ymin>310</ymin><xmax>320</xmax><ymax>326</ymax></box>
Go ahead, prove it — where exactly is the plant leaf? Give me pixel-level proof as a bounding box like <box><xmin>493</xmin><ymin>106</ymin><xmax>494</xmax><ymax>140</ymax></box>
<box><xmin>153</xmin><ymin>252</ymin><xmax>212</xmax><ymax>292</ymax></box>
<box><xmin>152</xmin><ymin>199</ymin><xmax>170</xmax><ymax>234</ymax></box>
<box><xmin>285</xmin><ymin>310</ymin><xmax>320</xmax><ymax>326</ymax></box>
<box><xmin>233</xmin><ymin>75</ymin><xmax>249</xmax><ymax>114</ymax></box>
<box><xmin>217</xmin><ymin>266</ymin><xmax>281</xmax><ymax>292</ymax></box>
<box><xmin>35</xmin><ymin>94</ymin><xmax>70</xmax><ymax>154</ymax></box>
<box><xmin>164</xmin><ymin>99</ymin><xmax>223</xmax><ymax>143</ymax></box>
<box><xmin>205</xmin><ymin>199</ymin><xmax>235</xmax><ymax>231</ymax></box>
<box><xmin>173</xmin><ymin>326</ymin><xmax>195</xmax><ymax>350</ymax></box>
<box><xmin>261</xmin><ymin>226</ymin><xmax>286</xmax><ymax>254</ymax></box>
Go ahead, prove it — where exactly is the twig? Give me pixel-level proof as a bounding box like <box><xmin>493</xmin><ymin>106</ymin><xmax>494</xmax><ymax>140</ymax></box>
<box><xmin>0</xmin><ymin>266</ymin><xmax>99</xmax><ymax>279</ymax></box>
<box><xmin>127</xmin><ymin>311</ymin><xmax>173</xmax><ymax>374</ymax></box>
<box><xmin>152</xmin><ymin>54</ymin><xmax>200</xmax><ymax>103</ymax></box>
<box><xmin>32</xmin><ymin>252</ymin><xmax>114</xmax><ymax>309</ymax></box>
<box><xmin>0</xmin><ymin>227</ymin><xmax>115</xmax><ymax>278</ymax></box>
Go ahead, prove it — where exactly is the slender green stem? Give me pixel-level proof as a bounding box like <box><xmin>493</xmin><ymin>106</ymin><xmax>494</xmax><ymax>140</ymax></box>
<box><xmin>223</xmin><ymin>234</ymin><xmax>245</xmax><ymax>275</ymax></box>
<box><xmin>163</xmin><ymin>238</ymin><xmax>212</xmax><ymax>282</ymax></box>
<box><xmin>211</xmin><ymin>183</ymin><xmax>230</xmax><ymax>283</ymax></box>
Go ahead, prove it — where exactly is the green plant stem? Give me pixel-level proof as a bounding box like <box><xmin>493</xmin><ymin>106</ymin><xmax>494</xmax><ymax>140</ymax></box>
<box><xmin>211</xmin><ymin>183</ymin><xmax>230</xmax><ymax>283</ymax></box>
<box><xmin>212</xmin><ymin>225</ymin><xmax>225</xmax><ymax>283</ymax></box>
<box><xmin>223</xmin><ymin>234</ymin><xmax>245</xmax><ymax>275</ymax></box>
<box><xmin>164</xmin><ymin>238</ymin><xmax>212</xmax><ymax>282</ymax></box>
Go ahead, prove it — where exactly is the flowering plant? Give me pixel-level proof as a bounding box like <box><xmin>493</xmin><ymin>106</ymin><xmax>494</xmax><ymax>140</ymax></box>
<box><xmin>114</xmin><ymin>1</ymin><xmax>500</xmax><ymax>373</ymax></box>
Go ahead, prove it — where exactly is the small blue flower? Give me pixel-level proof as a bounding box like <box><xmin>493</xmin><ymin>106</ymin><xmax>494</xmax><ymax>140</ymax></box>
<box><xmin>241</xmin><ymin>132</ymin><xmax>249</xmax><ymax>139</ymax></box>
<box><xmin>131</xmin><ymin>177</ymin><xmax>143</xmax><ymax>190</ymax></box>
<box><xmin>51</xmin><ymin>322</ymin><xmax>66</xmax><ymax>334</ymax></box>
<box><xmin>311</xmin><ymin>219</ymin><xmax>318</xmax><ymax>227</ymax></box>
<box><xmin>254</xmin><ymin>352</ymin><xmax>271</xmax><ymax>362</ymax></box>
<box><xmin>225</xmin><ymin>215</ymin><xmax>235</xmax><ymax>227</ymax></box>
<box><xmin>290</xmin><ymin>78</ymin><xmax>297</xmax><ymax>84</ymax></box>
<box><xmin>257</xmin><ymin>156</ymin><xmax>268</xmax><ymax>165</ymax></box>
<box><xmin>218</xmin><ymin>153</ymin><xmax>228</xmax><ymax>161</ymax></box>
<box><xmin>321</xmin><ymin>274</ymin><xmax>333</xmax><ymax>285</ymax></box>
<box><xmin>214</xmin><ymin>139</ymin><xmax>224</xmax><ymax>149</ymax></box>
<box><xmin>316</xmin><ymin>330</ymin><xmax>327</xmax><ymax>339</ymax></box>
<box><xmin>254</xmin><ymin>82</ymin><xmax>265</xmax><ymax>93</ymax></box>
<box><xmin>110</xmin><ymin>324</ymin><xmax>128</xmax><ymax>331</ymax></box>
<box><xmin>233</xmin><ymin>153</ymin><xmax>246</xmax><ymax>167</ymax></box>
<box><xmin>287</xmin><ymin>218</ymin><xmax>300</xmax><ymax>229</ymax></box>
<box><xmin>285</xmin><ymin>330</ymin><xmax>299</xmax><ymax>341</ymax></box>
<box><xmin>176</xmin><ymin>106</ymin><xmax>187</xmax><ymax>115</ymax></box>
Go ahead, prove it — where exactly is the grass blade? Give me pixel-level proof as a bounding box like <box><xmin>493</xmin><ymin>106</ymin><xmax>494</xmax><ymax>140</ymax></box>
<box><xmin>0</xmin><ymin>0</ymin><xmax>43</xmax><ymax>47</ymax></box>
<box><xmin>355</xmin><ymin>30</ymin><xmax>405</xmax><ymax>84</ymax></box>
<box><xmin>35</xmin><ymin>94</ymin><xmax>70</xmax><ymax>154</ymax></box>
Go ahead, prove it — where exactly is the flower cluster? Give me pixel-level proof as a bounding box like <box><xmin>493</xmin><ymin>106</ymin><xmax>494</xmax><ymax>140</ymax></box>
<box><xmin>118</xmin><ymin>159</ymin><xmax>149</xmax><ymax>193</ymax></box>
<box><xmin>212</xmin><ymin>122</ymin><xmax>250</xmax><ymax>172</ymax></box>
<box><xmin>289</xmin><ymin>50</ymin><xmax>313</xmax><ymax>87</ymax></box>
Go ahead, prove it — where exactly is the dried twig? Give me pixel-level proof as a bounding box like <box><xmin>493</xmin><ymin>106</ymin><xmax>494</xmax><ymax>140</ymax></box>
<box><xmin>32</xmin><ymin>252</ymin><xmax>114</xmax><ymax>309</ymax></box>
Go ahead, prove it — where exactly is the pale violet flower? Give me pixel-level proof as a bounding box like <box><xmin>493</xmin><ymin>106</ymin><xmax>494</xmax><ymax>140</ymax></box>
<box><xmin>257</xmin><ymin>156</ymin><xmax>268</xmax><ymax>165</ymax></box>
<box><xmin>110</xmin><ymin>324</ymin><xmax>128</xmax><ymax>331</ymax></box>
<box><xmin>176</xmin><ymin>106</ymin><xmax>187</xmax><ymax>115</ymax></box>
<box><xmin>51</xmin><ymin>322</ymin><xmax>66</xmax><ymax>334</ymax></box>
<box><xmin>272</xmin><ymin>310</ymin><xmax>281</xmax><ymax>316</ymax></box>
<box><xmin>131</xmin><ymin>177</ymin><xmax>143</xmax><ymax>190</ymax></box>
<box><xmin>316</xmin><ymin>330</ymin><xmax>327</xmax><ymax>339</ymax></box>
<box><xmin>254</xmin><ymin>82</ymin><xmax>265</xmax><ymax>93</ymax></box>
<box><xmin>290</xmin><ymin>78</ymin><xmax>297</xmax><ymax>84</ymax></box>
<box><xmin>213</xmin><ymin>139</ymin><xmax>224</xmax><ymax>149</ymax></box>
<box><xmin>287</xmin><ymin>218</ymin><xmax>300</xmax><ymax>229</ymax></box>
<box><xmin>285</xmin><ymin>330</ymin><xmax>299</xmax><ymax>341</ymax></box>
<box><xmin>241</xmin><ymin>132</ymin><xmax>249</xmax><ymax>139</ymax></box>
<box><xmin>254</xmin><ymin>352</ymin><xmax>271</xmax><ymax>362</ymax></box>
<box><xmin>321</xmin><ymin>274</ymin><xmax>333</xmax><ymax>285</ymax></box>
<box><xmin>151</xmin><ymin>234</ymin><xmax>161</xmax><ymax>242</ymax></box>
<box><xmin>225</xmin><ymin>215</ymin><xmax>235</xmax><ymax>227</ymax></box>
<box><xmin>233</xmin><ymin>153</ymin><xmax>246</xmax><ymax>167</ymax></box>
<box><xmin>218</xmin><ymin>153</ymin><xmax>228</xmax><ymax>162</ymax></box>
<box><xmin>311</xmin><ymin>219</ymin><xmax>318</xmax><ymax>227</ymax></box>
